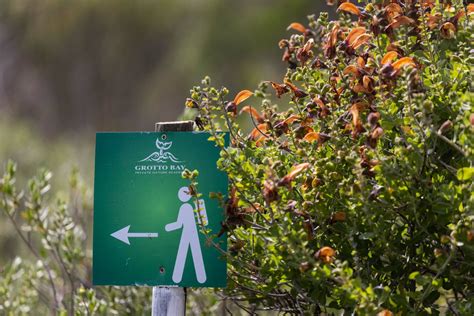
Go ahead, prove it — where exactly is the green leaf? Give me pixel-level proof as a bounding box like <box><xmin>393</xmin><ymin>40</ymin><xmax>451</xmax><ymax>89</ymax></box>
<box><xmin>409</xmin><ymin>271</ymin><xmax>420</xmax><ymax>280</ymax></box>
<box><xmin>457</xmin><ymin>167</ymin><xmax>474</xmax><ymax>181</ymax></box>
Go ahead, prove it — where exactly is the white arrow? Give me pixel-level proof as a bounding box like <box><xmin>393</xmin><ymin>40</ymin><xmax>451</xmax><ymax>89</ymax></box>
<box><xmin>110</xmin><ymin>225</ymin><xmax>159</xmax><ymax>245</ymax></box>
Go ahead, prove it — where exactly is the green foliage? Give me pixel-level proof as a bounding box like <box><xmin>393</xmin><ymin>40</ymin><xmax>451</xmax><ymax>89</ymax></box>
<box><xmin>186</xmin><ymin>1</ymin><xmax>474</xmax><ymax>314</ymax></box>
<box><xmin>0</xmin><ymin>160</ymin><xmax>154</xmax><ymax>315</ymax></box>
<box><xmin>0</xmin><ymin>258</ymin><xmax>40</xmax><ymax>315</ymax></box>
<box><xmin>0</xmin><ymin>115</ymin><xmax>93</xmax><ymax>266</ymax></box>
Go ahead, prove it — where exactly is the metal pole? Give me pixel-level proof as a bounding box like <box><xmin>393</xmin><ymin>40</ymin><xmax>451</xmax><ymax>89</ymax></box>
<box><xmin>151</xmin><ymin>120</ymin><xmax>193</xmax><ymax>316</ymax></box>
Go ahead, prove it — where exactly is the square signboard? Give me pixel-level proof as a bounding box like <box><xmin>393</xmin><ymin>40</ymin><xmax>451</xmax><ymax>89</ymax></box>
<box><xmin>93</xmin><ymin>132</ymin><xmax>227</xmax><ymax>287</ymax></box>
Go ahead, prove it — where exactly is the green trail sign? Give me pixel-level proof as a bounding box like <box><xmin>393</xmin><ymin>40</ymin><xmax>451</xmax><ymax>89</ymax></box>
<box><xmin>93</xmin><ymin>132</ymin><xmax>227</xmax><ymax>287</ymax></box>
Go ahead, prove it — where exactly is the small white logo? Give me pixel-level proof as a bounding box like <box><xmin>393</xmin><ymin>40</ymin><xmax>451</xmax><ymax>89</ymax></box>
<box><xmin>140</xmin><ymin>138</ymin><xmax>181</xmax><ymax>163</ymax></box>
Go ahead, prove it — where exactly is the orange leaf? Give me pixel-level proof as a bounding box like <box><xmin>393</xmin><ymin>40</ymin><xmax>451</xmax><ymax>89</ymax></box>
<box><xmin>427</xmin><ymin>13</ymin><xmax>442</xmax><ymax>29</ymax></box>
<box><xmin>301</xmin><ymin>117</ymin><xmax>314</xmax><ymax>127</ymax></box>
<box><xmin>312</xmin><ymin>97</ymin><xmax>325</xmax><ymax>108</ymax></box>
<box><xmin>368</xmin><ymin>112</ymin><xmax>381</xmax><ymax>126</ymax></box>
<box><xmin>286</xmin><ymin>163</ymin><xmax>310</xmax><ymax>180</ymax></box>
<box><xmin>287</xmin><ymin>22</ymin><xmax>306</xmax><ymax>33</ymax></box>
<box><xmin>328</xmin><ymin>24</ymin><xmax>340</xmax><ymax>47</ymax></box>
<box><xmin>270</xmin><ymin>81</ymin><xmax>289</xmax><ymax>98</ymax></box>
<box><xmin>343</xmin><ymin>65</ymin><xmax>361</xmax><ymax>78</ymax></box>
<box><xmin>303</xmin><ymin>132</ymin><xmax>320</xmax><ymax>143</ymax></box>
<box><xmin>283</xmin><ymin>114</ymin><xmax>301</xmax><ymax>125</ymax></box>
<box><xmin>468</xmin><ymin>4</ymin><xmax>474</xmax><ymax>14</ymax></box>
<box><xmin>331</xmin><ymin>211</ymin><xmax>346</xmax><ymax>222</ymax></box>
<box><xmin>233</xmin><ymin>90</ymin><xmax>253</xmax><ymax>105</ymax></box>
<box><xmin>284</xmin><ymin>81</ymin><xmax>308</xmax><ymax>98</ymax></box>
<box><xmin>352</xmin><ymin>83</ymin><xmax>368</xmax><ymax>94</ymax></box>
<box><xmin>240</xmin><ymin>106</ymin><xmax>263</xmax><ymax>123</ymax></box>
<box><xmin>352</xmin><ymin>101</ymin><xmax>368</xmax><ymax>111</ymax></box>
<box><xmin>284</xmin><ymin>81</ymin><xmax>298</xmax><ymax>91</ymax></box>
<box><xmin>371</xmin><ymin>127</ymin><xmax>384</xmax><ymax>140</ymax></box>
<box><xmin>351</xmin><ymin>34</ymin><xmax>372</xmax><ymax>49</ymax></box>
<box><xmin>249</xmin><ymin>123</ymin><xmax>268</xmax><ymax>140</ymax></box>
<box><xmin>337</xmin><ymin>2</ymin><xmax>360</xmax><ymax>16</ymax></box>
<box><xmin>305</xmin><ymin>131</ymin><xmax>330</xmax><ymax>144</ymax></box>
<box><xmin>440</xmin><ymin>22</ymin><xmax>456</xmax><ymax>39</ymax></box>
<box><xmin>381</xmin><ymin>51</ymin><xmax>399</xmax><ymax>65</ymax></box>
<box><xmin>363</xmin><ymin>76</ymin><xmax>374</xmax><ymax>92</ymax></box>
<box><xmin>386</xmin><ymin>16</ymin><xmax>415</xmax><ymax>29</ymax></box>
<box><xmin>316</xmin><ymin>246</ymin><xmax>336</xmax><ymax>263</ymax></box>
<box><xmin>346</xmin><ymin>27</ymin><xmax>366</xmax><ymax>46</ymax></box>
<box><xmin>396</xmin><ymin>15</ymin><xmax>415</xmax><ymax>25</ymax></box>
<box><xmin>441</xmin><ymin>21</ymin><xmax>456</xmax><ymax>32</ymax></box>
<box><xmin>392</xmin><ymin>57</ymin><xmax>416</xmax><ymax>70</ymax></box>
<box><xmin>467</xmin><ymin>230</ymin><xmax>474</xmax><ymax>241</ymax></box>
<box><xmin>421</xmin><ymin>0</ymin><xmax>435</xmax><ymax>9</ymax></box>
<box><xmin>255</xmin><ymin>136</ymin><xmax>267</xmax><ymax>147</ymax></box>
<box><xmin>350</xmin><ymin>102</ymin><xmax>367</xmax><ymax>127</ymax></box>
<box><xmin>377</xmin><ymin>310</ymin><xmax>393</xmax><ymax>316</ymax></box>
<box><xmin>385</xmin><ymin>3</ymin><xmax>402</xmax><ymax>17</ymax></box>
<box><xmin>318</xmin><ymin>246</ymin><xmax>335</xmax><ymax>257</ymax></box>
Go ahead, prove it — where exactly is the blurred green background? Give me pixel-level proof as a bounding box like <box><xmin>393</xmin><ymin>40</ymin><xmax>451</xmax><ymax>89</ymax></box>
<box><xmin>0</xmin><ymin>0</ymin><xmax>330</xmax><ymax>178</ymax></box>
<box><xmin>0</xmin><ymin>0</ymin><xmax>329</xmax><ymax>132</ymax></box>
<box><xmin>0</xmin><ymin>0</ymin><xmax>329</xmax><ymax>273</ymax></box>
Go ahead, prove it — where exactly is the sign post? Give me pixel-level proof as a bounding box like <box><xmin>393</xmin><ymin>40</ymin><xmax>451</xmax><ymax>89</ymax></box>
<box><xmin>92</xmin><ymin>120</ymin><xmax>227</xmax><ymax>315</ymax></box>
<box><xmin>152</xmin><ymin>121</ymin><xmax>192</xmax><ymax>316</ymax></box>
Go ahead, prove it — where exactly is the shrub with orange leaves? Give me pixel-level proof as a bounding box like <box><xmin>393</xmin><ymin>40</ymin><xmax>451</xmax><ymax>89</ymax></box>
<box><xmin>315</xmin><ymin>246</ymin><xmax>336</xmax><ymax>263</ymax></box>
<box><xmin>185</xmin><ymin>1</ymin><xmax>473</xmax><ymax>314</ymax></box>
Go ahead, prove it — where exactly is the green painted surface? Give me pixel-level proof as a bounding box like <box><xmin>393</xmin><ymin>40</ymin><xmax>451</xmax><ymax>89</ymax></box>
<box><xmin>93</xmin><ymin>132</ymin><xmax>227</xmax><ymax>287</ymax></box>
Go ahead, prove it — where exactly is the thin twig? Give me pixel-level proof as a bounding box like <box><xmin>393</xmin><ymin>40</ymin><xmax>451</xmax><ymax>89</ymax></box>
<box><xmin>433</xmin><ymin>130</ymin><xmax>468</xmax><ymax>157</ymax></box>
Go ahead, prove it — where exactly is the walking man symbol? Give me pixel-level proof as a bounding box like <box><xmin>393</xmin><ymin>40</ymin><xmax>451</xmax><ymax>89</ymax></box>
<box><xmin>165</xmin><ymin>187</ymin><xmax>207</xmax><ymax>284</ymax></box>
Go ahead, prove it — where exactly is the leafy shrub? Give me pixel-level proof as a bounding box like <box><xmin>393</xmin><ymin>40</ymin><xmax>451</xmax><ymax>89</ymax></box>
<box><xmin>0</xmin><ymin>161</ymin><xmax>155</xmax><ymax>315</ymax></box>
<box><xmin>186</xmin><ymin>1</ymin><xmax>474</xmax><ymax>314</ymax></box>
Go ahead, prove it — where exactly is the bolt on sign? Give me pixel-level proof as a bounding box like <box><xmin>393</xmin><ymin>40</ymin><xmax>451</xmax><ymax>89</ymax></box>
<box><xmin>93</xmin><ymin>132</ymin><xmax>227</xmax><ymax>287</ymax></box>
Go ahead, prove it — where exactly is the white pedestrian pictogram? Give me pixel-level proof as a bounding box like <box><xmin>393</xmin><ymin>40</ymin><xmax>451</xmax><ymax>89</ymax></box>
<box><xmin>165</xmin><ymin>187</ymin><xmax>207</xmax><ymax>284</ymax></box>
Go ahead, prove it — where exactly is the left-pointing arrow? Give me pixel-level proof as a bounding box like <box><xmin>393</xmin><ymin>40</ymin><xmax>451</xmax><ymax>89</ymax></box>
<box><xmin>110</xmin><ymin>225</ymin><xmax>159</xmax><ymax>245</ymax></box>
